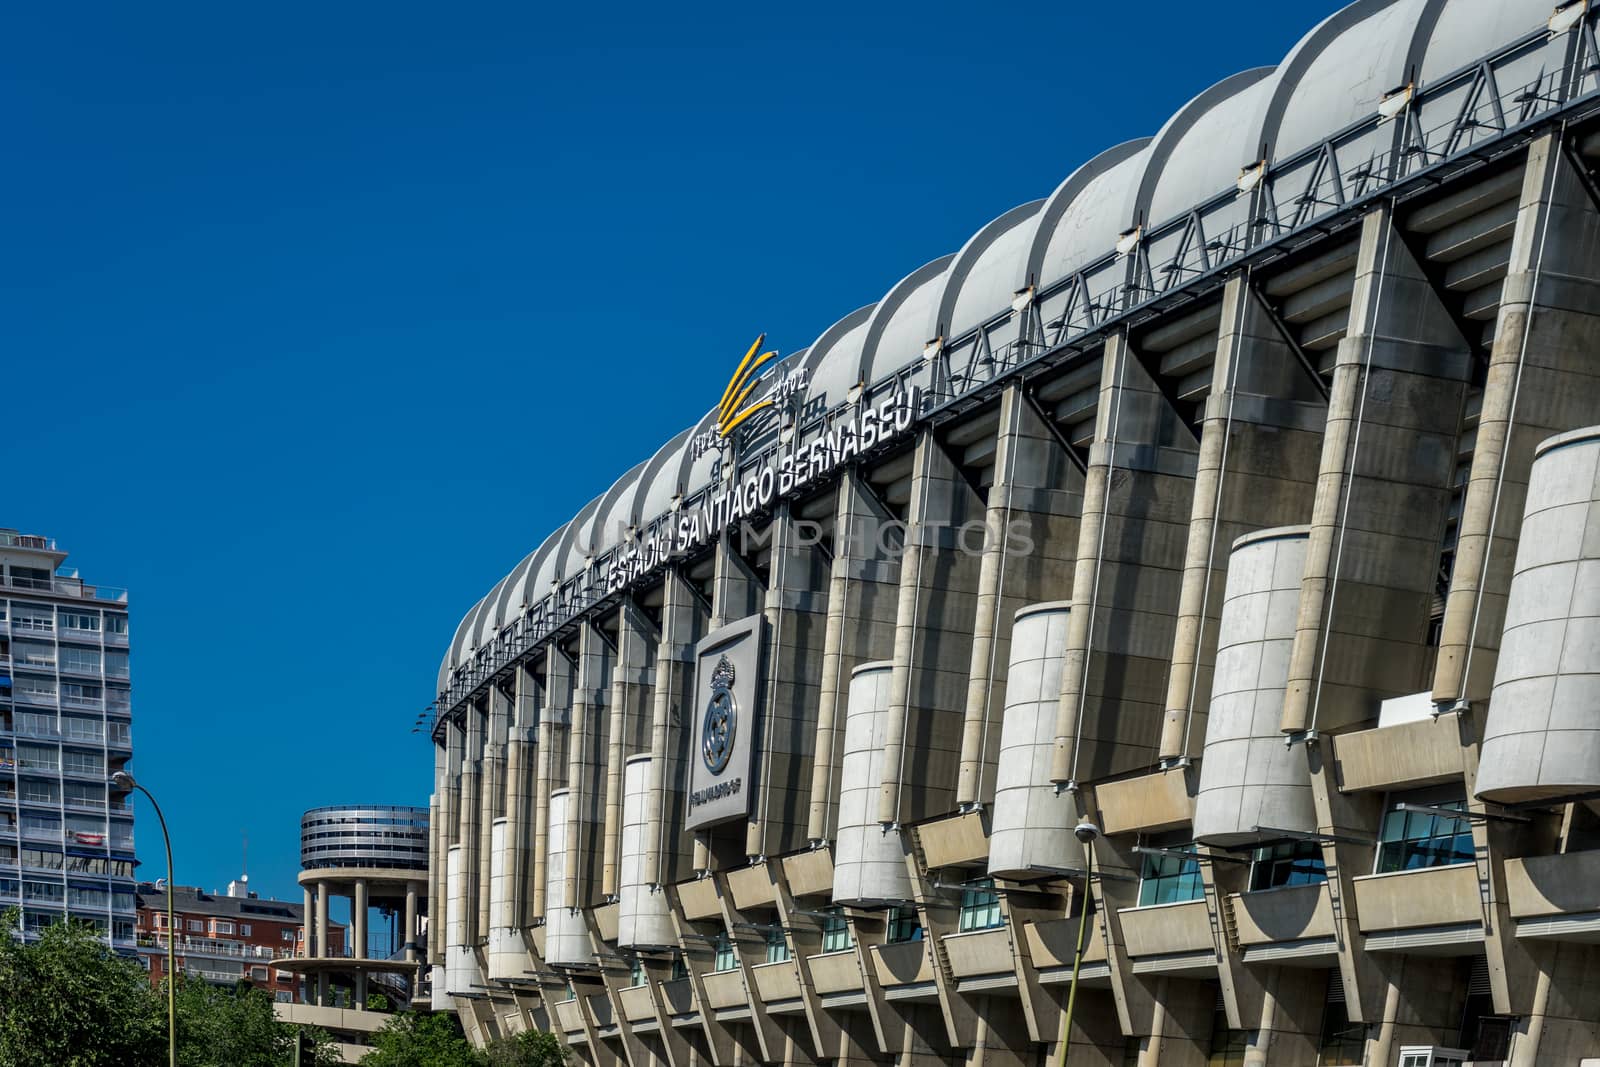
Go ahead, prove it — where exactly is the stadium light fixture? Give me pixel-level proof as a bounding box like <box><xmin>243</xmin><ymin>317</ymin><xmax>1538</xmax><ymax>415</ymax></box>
<box><xmin>1236</xmin><ymin>161</ymin><xmax>1265</xmax><ymax>194</ymax></box>
<box><xmin>923</xmin><ymin>336</ymin><xmax>944</xmax><ymax>361</ymax></box>
<box><xmin>1011</xmin><ymin>285</ymin><xmax>1035</xmax><ymax>312</ymax></box>
<box><xmin>779</xmin><ymin>420</ymin><xmax>796</xmax><ymax>445</ymax></box>
<box><xmin>1550</xmin><ymin>2</ymin><xmax>1588</xmax><ymax>35</ymax></box>
<box><xmin>846</xmin><ymin>380</ymin><xmax>865</xmax><ymax>405</ymax></box>
<box><xmin>1115</xmin><ymin>226</ymin><xmax>1142</xmax><ymax>257</ymax></box>
<box><xmin>1377</xmin><ymin>84</ymin><xmax>1414</xmax><ymax>122</ymax></box>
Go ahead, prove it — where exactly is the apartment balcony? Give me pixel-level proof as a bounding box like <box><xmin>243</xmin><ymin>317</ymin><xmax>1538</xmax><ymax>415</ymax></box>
<box><xmin>1229</xmin><ymin>883</ymin><xmax>1338</xmax><ymax>965</ymax></box>
<box><xmin>1351</xmin><ymin>864</ymin><xmax>1484</xmax><ymax>955</ymax></box>
<box><xmin>942</xmin><ymin>928</ymin><xmax>1013</xmax><ymax>979</ymax></box>
<box><xmin>1505</xmin><ymin>850</ymin><xmax>1600</xmax><ymax>943</ymax></box>
<box><xmin>1023</xmin><ymin>916</ymin><xmax>1107</xmax><ymax>969</ymax></box>
<box><xmin>676</xmin><ymin>877</ymin><xmax>720</xmax><ymax>921</ymax></box>
<box><xmin>586</xmin><ymin>994</ymin><xmax>612</xmax><ymax>1028</ymax></box>
<box><xmin>1333</xmin><ymin>716</ymin><xmax>1466</xmax><ymax>792</ymax></box>
<box><xmin>553</xmin><ymin>998</ymin><xmax>584</xmax><ymax>1036</ymax></box>
<box><xmin>725</xmin><ymin>864</ymin><xmax>775</xmax><ymax>911</ymax></box>
<box><xmin>1096</xmin><ymin>767</ymin><xmax>1194</xmax><ymax>836</ymax></box>
<box><xmin>618</xmin><ymin>984</ymin><xmax>654</xmax><ymax>1023</ymax></box>
<box><xmin>806</xmin><ymin>949</ymin><xmax>862</xmax><ymax>994</ymax></box>
<box><xmin>780</xmin><ymin>847</ymin><xmax>833</xmax><ymax>899</ymax></box>
<box><xmin>871</xmin><ymin>940</ymin><xmax>934</xmax><ymax>987</ymax></box>
<box><xmin>701</xmin><ymin>969</ymin><xmax>745</xmax><ymax>1010</ymax></box>
<box><xmin>1117</xmin><ymin>900</ymin><xmax>1216</xmax><ymax>974</ymax></box>
<box><xmin>917</xmin><ymin>810</ymin><xmax>990</xmax><ymax>870</ymax></box>
<box><xmin>742</xmin><ymin>960</ymin><xmax>794</xmax><ymax>1003</ymax></box>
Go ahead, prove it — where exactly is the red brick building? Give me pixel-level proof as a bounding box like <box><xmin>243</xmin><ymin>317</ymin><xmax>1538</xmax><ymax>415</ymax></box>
<box><xmin>134</xmin><ymin>876</ymin><xmax>345</xmax><ymax>1002</ymax></box>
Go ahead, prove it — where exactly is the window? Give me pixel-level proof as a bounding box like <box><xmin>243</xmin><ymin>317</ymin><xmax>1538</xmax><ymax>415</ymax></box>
<box><xmin>187</xmin><ymin>919</ymin><xmax>203</xmax><ymax>933</ymax></box>
<box><xmin>17</xmin><ymin>744</ymin><xmax>58</xmax><ymax>771</ymax></box>
<box><xmin>764</xmin><ymin>925</ymin><xmax>791</xmax><ymax>963</ymax></box>
<box><xmin>58</xmin><ymin>611</ymin><xmax>100</xmax><ymax>633</ymax></box>
<box><xmin>106</xmin><ymin>616</ymin><xmax>128</xmax><ymax>637</ymax></box>
<box><xmin>1249</xmin><ymin>842</ymin><xmax>1326</xmax><ymax>891</ymax></box>
<box><xmin>240</xmin><ymin>924</ymin><xmax>251</xmax><ymax>937</ymax></box>
<box><xmin>957</xmin><ymin>881</ymin><xmax>1003</xmax><ymax>932</ymax></box>
<box><xmin>154</xmin><ymin>913</ymin><xmax>169</xmax><ymax>929</ymax></box>
<box><xmin>62</xmin><ymin>716</ymin><xmax>104</xmax><ymax>741</ymax></box>
<box><xmin>712</xmin><ymin>933</ymin><xmax>737</xmax><ymax>973</ymax></box>
<box><xmin>63</xmin><ymin>750</ymin><xmax>105</xmax><ymax>776</ymax></box>
<box><xmin>886</xmin><ymin>904</ymin><xmax>923</xmax><ymax>943</ymax></box>
<box><xmin>59</xmin><ymin>648</ymin><xmax>101</xmax><ymax>675</ymax></box>
<box><xmin>630</xmin><ymin>959</ymin><xmax>647</xmax><ymax>987</ymax></box>
<box><xmin>820</xmin><ymin>909</ymin><xmax>853</xmax><ymax>952</ymax></box>
<box><xmin>213</xmin><ymin>921</ymin><xmax>235</xmax><ymax>936</ymax></box>
<box><xmin>282</xmin><ymin>929</ymin><xmax>296</xmax><ymax>942</ymax></box>
<box><xmin>1376</xmin><ymin>795</ymin><xmax>1474</xmax><ymax>874</ymax></box>
<box><xmin>104</xmin><ymin>653</ymin><xmax>129</xmax><ymax>678</ymax></box>
<box><xmin>1137</xmin><ymin>843</ymin><xmax>1203</xmax><ymax>906</ymax></box>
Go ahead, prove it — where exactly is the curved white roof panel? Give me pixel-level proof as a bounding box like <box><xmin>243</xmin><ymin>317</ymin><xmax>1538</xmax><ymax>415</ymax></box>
<box><xmin>803</xmin><ymin>306</ymin><xmax>875</xmax><ymax>413</ymax></box>
<box><xmin>859</xmin><ymin>256</ymin><xmax>955</xmax><ymax>384</ymax></box>
<box><xmin>632</xmin><ymin>428</ymin><xmax>695</xmax><ymax>530</ymax></box>
<box><xmin>1035</xmin><ymin>146</ymin><xmax>1150</xmax><ymax>287</ymax></box>
<box><xmin>502</xmin><ymin>525</ymin><xmax>569</xmax><ymax>627</ymax></box>
<box><xmin>1140</xmin><ymin>69</ymin><xmax>1277</xmax><ymax>228</ymax></box>
<box><xmin>1268</xmin><ymin>0</ymin><xmax>1430</xmax><ymax>161</ymax></box>
<box><xmin>1419</xmin><ymin>0</ymin><xmax>1548</xmax><ymax>84</ymax></box>
<box><xmin>1023</xmin><ymin>140</ymin><xmax>1151</xmax><ymax>287</ymax></box>
<box><xmin>938</xmin><ymin>201</ymin><xmax>1045</xmax><ymax>341</ymax></box>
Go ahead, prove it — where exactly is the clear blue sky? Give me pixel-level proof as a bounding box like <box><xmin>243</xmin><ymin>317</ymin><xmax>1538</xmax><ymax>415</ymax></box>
<box><xmin>5</xmin><ymin>3</ymin><xmax>1321</xmax><ymax>907</ymax></box>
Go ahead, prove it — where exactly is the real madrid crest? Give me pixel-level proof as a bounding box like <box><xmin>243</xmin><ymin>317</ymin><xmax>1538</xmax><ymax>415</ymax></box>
<box><xmin>702</xmin><ymin>655</ymin><xmax>738</xmax><ymax>774</ymax></box>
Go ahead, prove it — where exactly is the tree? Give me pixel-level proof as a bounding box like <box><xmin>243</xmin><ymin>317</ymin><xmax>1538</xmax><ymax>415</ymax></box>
<box><xmin>361</xmin><ymin>1011</ymin><xmax>481</xmax><ymax>1067</ymax></box>
<box><xmin>483</xmin><ymin>1029</ymin><xmax>568</xmax><ymax>1067</ymax></box>
<box><xmin>171</xmin><ymin>975</ymin><xmax>338</xmax><ymax>1067</ymax></box>
<box><xmin>0</xmin><ymin>909</ymin><xmax>164</xmax><ymax>1067</ymax></box>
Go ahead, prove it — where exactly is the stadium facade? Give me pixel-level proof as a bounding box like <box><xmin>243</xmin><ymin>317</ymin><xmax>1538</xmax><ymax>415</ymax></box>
<box><xmin>425</xmin><ymin>2</ymin><xmax>1600</xmax><ymax>1064</ymax></box>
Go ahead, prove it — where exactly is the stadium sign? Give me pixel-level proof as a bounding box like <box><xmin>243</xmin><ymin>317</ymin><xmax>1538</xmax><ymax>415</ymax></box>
<box><xmin>604</xmin><ymin>340</ymin><xmax>922</xmax><ymax>593</ymax></box>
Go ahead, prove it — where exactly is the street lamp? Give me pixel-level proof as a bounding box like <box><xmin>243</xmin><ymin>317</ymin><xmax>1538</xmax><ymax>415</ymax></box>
<box><xmin>112</xmin><ymin>771</ymin><xmax>175</xmax><ymax>1067</ymax></box>
<box><xmin>1060</xmin><ymin>818</ymin><xmax>1102</xmax><ymax>1067</ymax></box>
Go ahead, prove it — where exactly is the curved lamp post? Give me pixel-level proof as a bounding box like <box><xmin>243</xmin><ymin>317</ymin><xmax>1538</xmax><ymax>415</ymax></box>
<box><xmin>1060</xmin><ymin>818</ymin><xmax>1102</xmax><ymax>1067</ymax></box>
<box><xmin>112</xmin><ymin>771</ymin><xmax>174</xmax><ymax>1067</ymax></box>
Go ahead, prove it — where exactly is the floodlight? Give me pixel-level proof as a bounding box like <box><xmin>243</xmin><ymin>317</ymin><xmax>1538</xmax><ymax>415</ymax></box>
<box><xmin>1236</xmin><ymin>161</ymin><xmax>1265</xmax><ymax>194</ymax></box>
<box><xmin>923</xmin><ymin>337</ymin><xmax>944</xmax><ymax>361</ymax></box>
<box><xmin>1550</xmin><ymin>2</ymin><xmax>1588</xmax><ymax>34</ymax></box>
<box><xmin>1115</xmin><ymin>227</ymin><xmax>1142</xmax><ymax>257</ymax></box>
<box><xmin>1011</xmin><ymin>285</ymin><xmax>1035</xmax><ymax>312</ymax></box>
<box><xmin>1378</xmin><ymin>84</ymin><xmax>1413</xmax><ymax>121</ymax></box>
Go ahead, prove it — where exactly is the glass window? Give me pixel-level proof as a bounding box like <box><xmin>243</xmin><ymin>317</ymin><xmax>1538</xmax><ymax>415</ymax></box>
<box><xmin>1376</xmin><ymin>797</ymin><xmax>1474</xmax><ymax>874</ymax></box>
<box><xmin>213</xmin><ymin>920</ymin><xmax>234</xmax><ymax>935</ymax></box>
<box><xmin>712</xmin><ymin>933</ymin><xmax>737</xmax><ymax>973</ymax></box>
<box><xmin>240</xmin><ymin>924</ymin><xmax>251</xmax><ymax>937</ymax></box>
<box><xmin>63</xmin><ymin>750</ymin><xmax>105</xmax><ymax>776</ymax></box>
<box><xmin>282</xmin><ymin>929</ymin><xmax>296</xmax><ymax>942</ymax></box>
<box><xmin>630</xmin><ymin>959</ymin><xmax>647</xmax><ymax>987</ymax></box>
<box><xmin>764</xmin><ymin>925</ymin><xmax>791</xmax><ymax>963</ymax></box>
<box><xmin>58</xmin><ymin>611</ymin><xmax>100</xmax><ymax>633</ymax></box>
<box><xmin>820</xmin><ymin>909</ymin><xmax>853</xmax><ymax>952</ymax></box>
<box><xmin>886</xmin><ymin>904</ymin><xmax>923</xmax><ymax>943</ymax></box>
<box><xmin>187</xmin><ymin>919</ymin><xmax>203</xmax><ymax>933</ymax></box>
<box><xmin>106</xmin><ymin>616</ymin><xmax>128</xmax><ymax>636</ymax></box>
<box><xmin>1249</xmin><ymin>842</ymin><xmax>1327</xmax><ymax>891</ymax></box>
<box><xmin>1138</xmin><ymin>843</ymin><xmax>1203</xmax><ymax>906</ymax></box>
<box><xmin>60</xmin><ymin>648</ymin><xmax>101</xmax><ymax>674</ymax></box>
<box><xmin>957</xmin><ymin>880</ymin><xmax>1003</xmax><ymax>932</ymax></box>
<box><xmin>104</xmin><ymin>653</ymin><xmax>129</xmax><ymax>678</ymax></box>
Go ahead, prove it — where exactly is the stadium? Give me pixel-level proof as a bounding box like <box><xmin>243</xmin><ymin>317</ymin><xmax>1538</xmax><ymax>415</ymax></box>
<box><xmin>426</xmin><ymin>1</ymin><xmax>1600</xmax><ymax>1063</ymax></box>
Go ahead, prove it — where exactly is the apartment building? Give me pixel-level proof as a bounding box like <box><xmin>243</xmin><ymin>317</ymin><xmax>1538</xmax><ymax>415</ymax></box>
<box><xmin>425</xmin><ymin>2</ymin><xmax>1600</xmax><ymax>1064</ymax></box>
<box><xmin>134</xmin><ymin>877</ymin><xmax>323</xmax><ymax>1001</ymax></box>
<box><xmin>0</xmin><ymin>528</ymin><xmax>136</xmax><ymax>951</ymax></box>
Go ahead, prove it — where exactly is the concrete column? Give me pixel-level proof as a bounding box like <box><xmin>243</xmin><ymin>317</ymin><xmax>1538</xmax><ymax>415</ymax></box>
<box><xmin>807</xmin><ymin>470</ymin><xmax>900</xmax><ymax>844</ymax></box>
<box><xmin>316</xmin><ymin>881</ymin><xmax>329</xmax><ymax>960</ymax></box>
<box><xmin>565</xmin><ymin>622</ymin><xmax>611</xmax><ymax>909</ymax></box>
<box><xmin>1052</xmin><ymin>331</ymin><xmax>1200</xmax><ymax>785</ymax></box>
<box><xmin>533</xmin><ymin>643</ymin><xmax>574</xmax><ymax>917</ymax></box>
<box><xmin>1280</xmin><ymin>203</ymin><xmax>1471</xmax><ymax>736</ymax></box>
<box><xmin>645</xmin><ymin>567</ymin><xmax>704</xmax><ymax>888</ymax></box>
<box><xmin>957</xmin><ymin>384</ymin><xmax>1083</xmax><ymax>806</ymax></box>
<box><xmin>749</xmin><ymin>504</ymin><xmax>830</xmax><ymax>859</ymax></box>
<box><xmin>1434</xmin><ymin>133</ymin><xmax>1600</xmax><ymax>705</ymax></box>
<box><xmin>354</xmin><ymin>879</ymin><xmax>368</xmax><ymax>960</ymax></box>
<box><xmin>480</xmin><ymin>686</ymin><xmax>510</xmax><ymax>939</ymax></box>
<box><xmin>459</xmin><ymin>703</ymin><xmax>484</xmax><ymax>949</ymax></box>
<box><xmin>405</xmin><ymin>881</ymin><xmax>419</xmax><ymax>962</ymax></box>
<box><xmin>603</xmin><ymin>600</ymin><xmax>656</xmax><ymax>896</ymax></box>
<box><xmin>301</xmin><ymin>885</ymin><xmax>314</xmax><ymax>958</ymax></box>
<box><xmin>1159</xmin><ymin>276</ymin><xmax>1326</xmax><ymax>761</ymax></box>
<box><xmin>510</xmin><ymin>660</ymin><xmax>541</xmax><ymax>925</ymax></box>
<box><xmin>878</xmin><ymin>430</ymin><xmax>985</xmax><ymax>827</ymax></box>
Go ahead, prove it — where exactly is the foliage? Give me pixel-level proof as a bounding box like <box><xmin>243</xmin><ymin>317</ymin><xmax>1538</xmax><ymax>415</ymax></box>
<box><xmin>361</xmin><ymin>1011</ymin><xmax>480</xmax><ymax>1067</ymax></box>
<box><xmin>173</xmin><ymin>976</ymin><xmax>338</xmax><ymax>1067</ymax></box>
<box><xmin>483</xmin><ymin>1028</ymin><xmax>568</xmax><ymax>1067</ymax></box>
<box><xmin>366</xmin><ymin>991</ymin><xmax>392</xmax><ymax>1012</ymax></box>
<box><xmin>0</xmin><ymin>909</ymin><xmax>338</xmax><ymax>1067</ymax></box>
<box><xmin>362</xmin><ymin>1012</ymin><xmax>568</xmax><ymax>1067</ymax></box>
<box><xmin>0</xmin><ymin>909</ymin><xmax>163</xmax><ymax>1067</ymax></box>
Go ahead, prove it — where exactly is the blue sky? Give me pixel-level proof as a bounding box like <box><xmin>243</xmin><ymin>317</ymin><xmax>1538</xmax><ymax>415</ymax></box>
<box><xmin>4</xmin><ymin>2</ymin><xmax>1321</xmax><ymax>911</ymax></box>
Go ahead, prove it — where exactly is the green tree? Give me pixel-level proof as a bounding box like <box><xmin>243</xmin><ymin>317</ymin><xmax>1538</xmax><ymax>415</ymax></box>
<box><xmin>483</xmin><ymin>1028</ymin><xmax>568</xmax><ymax>1067</ymax></box>
<box><xmin>361</xmin><ymin>1011</ymin><xmax>481</xmax><ymax>1067</ymax></box>
<box><xmin>0</xmin><ymin>909</ymin><xmax>163</xmax><ymax>1067</ymax></box>
<box><xmin>171</xmin><ymin>975</ymin><xmax>338</xmax><ymax>1067</ymax></box>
